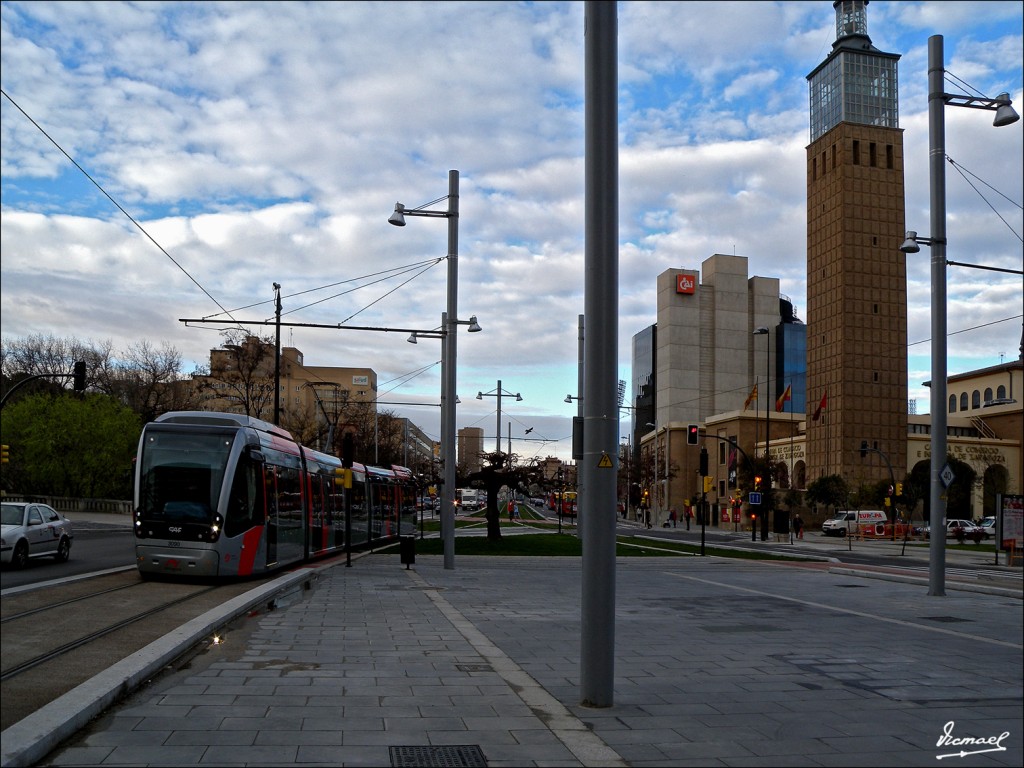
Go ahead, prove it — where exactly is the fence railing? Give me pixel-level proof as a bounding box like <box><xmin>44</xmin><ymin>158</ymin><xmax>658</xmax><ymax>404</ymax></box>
<box><xmin>0</xmin><ymin>494</ymin><xmax>132</xmax><ymax>515</ymax></box>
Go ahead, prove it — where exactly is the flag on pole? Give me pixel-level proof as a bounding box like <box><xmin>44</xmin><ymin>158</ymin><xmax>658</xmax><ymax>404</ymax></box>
<box><xmin>775</xmin><ymin>383</ymin><xmax>792</xmax><ymax>412</ymax></box>
<box><xmin>743</xmin><ymin>384</ymin><xmax>758</xmax><ymax>410</ymax></box>
<box><xmin>812</xmin><ymin>389</ymin><xmax>828</xmax><ymax>421</ymax></box>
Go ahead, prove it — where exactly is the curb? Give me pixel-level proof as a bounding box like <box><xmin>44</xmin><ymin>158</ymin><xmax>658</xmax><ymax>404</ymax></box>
<box><xmin>0</xmin><ymin>569</ymin><xmax>317</xmax><ymax>768</ymax></box>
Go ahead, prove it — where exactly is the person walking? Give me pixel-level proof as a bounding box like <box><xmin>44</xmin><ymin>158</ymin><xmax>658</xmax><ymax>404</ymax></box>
<box><xmin>669</xmin><ymin>507</ymin><xmax>677</xmax><ymax>528</ymax></box>
<box><xmin>793</xmin><ymin>513</ymin><xmax>804</xmax><ymax>540</ymax></box>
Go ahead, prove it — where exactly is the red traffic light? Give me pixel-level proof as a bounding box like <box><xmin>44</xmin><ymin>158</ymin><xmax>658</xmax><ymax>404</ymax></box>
<box><xmin>687</xmin><ymin>424</ymin><xmax>699</xmax><ymax>445</ymax></box>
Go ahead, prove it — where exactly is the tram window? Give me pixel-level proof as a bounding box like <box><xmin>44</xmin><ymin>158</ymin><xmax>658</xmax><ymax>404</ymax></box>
<box><xmin>225</xmin><ymin>458</ymin><xmax>261</xmax><ymax>537</ymax></box>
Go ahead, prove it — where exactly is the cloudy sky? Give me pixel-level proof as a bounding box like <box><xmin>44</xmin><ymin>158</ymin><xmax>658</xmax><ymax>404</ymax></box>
<box><xmin>2</xmin><ymin>0</ymin><xmax>1021</xmax><ymax>462</ymax></box>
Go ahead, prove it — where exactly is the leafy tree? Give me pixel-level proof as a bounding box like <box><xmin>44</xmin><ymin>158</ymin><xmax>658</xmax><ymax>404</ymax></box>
<box><xmin>908</xmin><ymin>456</ymin><xmax>977</xmax><ymax>521</ymax></box>
<box><xmin>1</xmin><ymin>393</ymin><xmax>141</xmax><ymax>498</ymax></box>
<box><xmin>945</xmin><ymin>455</ymin><xmax>977</xmax><ymax>519</ymax></box>
<box><xmin>467</xmin><ymin>451</ymin><xmax>533</xmax><ymax>540</ymax></box>
<box><xmin>805</xmin><ymin>474</ymin><xmax>849</xmax><ymax>516</ymax></box>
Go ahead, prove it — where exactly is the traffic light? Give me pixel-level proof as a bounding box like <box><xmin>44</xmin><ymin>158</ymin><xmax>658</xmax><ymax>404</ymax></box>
<box><xmin>341</xmin><ymin>433</ymin><xmax>354</xmax><ymax>468</ymax></box>
<box><xmin>703</xmin><ymin>476</ymin><xmax>713</xmax><ymax>494</ymax></box>
<box><xmin>687</xmin><ymin>424</ymin><xmax>699</xmax><ymax>445</ymax></box>
<box><xmin>1</xmin><ymin>444</ymin><xmax>9</xmax><ymax>464</ymax></box>
<box><xmin>73</xmin><ymin>360</ymin><xmax>86</xmax><ymax>392</ymax></box>
<box><xmin>753</xmin><ymin>474</ymin><xmax>762</xmax><ymax>491</ymax></box>
<box><xmin>699</xmin><ymin>447</ymin><xmax>708</xmax><ymax>476</ymax></box>
<box><xmin>334</xmin><ymin>468</ymin><xmax>352</xmax><ymax>488</ymax></box>
<box><xmin>895</xmin><ymin>482</ymin><xmax>903</xmax><ymax>496</ymax></box>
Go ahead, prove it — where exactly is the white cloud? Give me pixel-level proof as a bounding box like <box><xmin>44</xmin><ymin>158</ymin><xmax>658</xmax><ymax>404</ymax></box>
<box><xmin>2</xmin><ymin>0</ymin><xmax>1021</xmax><ymax>458</ymax></box>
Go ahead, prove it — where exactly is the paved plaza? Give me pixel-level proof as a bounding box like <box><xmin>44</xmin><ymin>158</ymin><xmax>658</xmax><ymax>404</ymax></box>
<box><xmin>29</xmin><ymin>548</ymin><xmax>1022</xmax><ymax>767</ymax></box>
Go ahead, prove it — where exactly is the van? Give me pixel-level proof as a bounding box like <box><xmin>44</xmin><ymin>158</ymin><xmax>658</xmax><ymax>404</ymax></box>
<box><xmin>822</xmin><ymin>510</ymin><xmax>888</xmax><ymax>537</ymax></box>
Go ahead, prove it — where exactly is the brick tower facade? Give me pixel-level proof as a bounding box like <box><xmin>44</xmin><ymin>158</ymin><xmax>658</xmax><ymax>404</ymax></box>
<box><xmin>805</xmin><ymin>0</ymin><xmax>908</xmax><ymax>487</ymax></box>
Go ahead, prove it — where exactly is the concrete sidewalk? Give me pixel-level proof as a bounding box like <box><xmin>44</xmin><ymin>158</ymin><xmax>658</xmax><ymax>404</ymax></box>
<box><xmin>30</xmin><ymin>551</ymin><xmax>1023</xmax><ymax>767</ymax></box>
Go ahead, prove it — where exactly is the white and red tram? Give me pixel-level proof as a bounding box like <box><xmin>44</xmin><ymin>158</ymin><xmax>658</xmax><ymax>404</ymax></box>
<box><xmin>133</xmin><ymin>411</ymin><xmax>416</xmax><ymax>578</ymax></box>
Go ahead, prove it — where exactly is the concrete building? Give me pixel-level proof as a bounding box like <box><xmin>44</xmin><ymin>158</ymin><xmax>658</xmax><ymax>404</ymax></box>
<box><xmin>627</xmin><ymin>1</ymin><xmax>1020</xmax><ymax>530</ymax></box>
<box><xmin>631</xmin><ymin>254</ymin><xmax>805</xmax><ymax>524</ymax></box>
<box><xmin>457</xmin><ymin>427</ymin><xmax>485</xmax><ymax>477</ymax></box>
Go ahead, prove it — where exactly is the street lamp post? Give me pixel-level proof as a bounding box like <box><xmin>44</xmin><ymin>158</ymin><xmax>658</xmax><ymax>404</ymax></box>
<box><xmin>272</xmin><ymin>283</ymin><xmax>282</xmax><ymax>425</ymax></box>
<box><xmin>754</xmin><ymin>326</ymin><xmax>771</xmax><ymax>541</ymax></box>
<box><xmin>899</xmin><ymin>35</ymin><xmax>1018</xmax><ymax>597</ymax></box>
<box><xmin>476</xmin><ymin>380</ymin><xmax>522</xmax><ymax>453</ymax></box>
<box><xmin>389</xmin><ymin>170</ymin><xmax>463</xmax><ymax>570</ymax></box>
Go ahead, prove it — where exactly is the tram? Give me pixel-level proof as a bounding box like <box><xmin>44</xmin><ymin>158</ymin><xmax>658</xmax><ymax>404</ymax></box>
<box><xmin>132</xmin><ymin>411</ymin><xmax>417</xmax><ymax>578</ymax></box>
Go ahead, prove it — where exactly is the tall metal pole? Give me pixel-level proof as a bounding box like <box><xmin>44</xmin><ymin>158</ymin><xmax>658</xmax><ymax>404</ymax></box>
<box><xmin>763</xmin><ymin>333</ymin><xmax>770</xmax><ymax>541</ymax></box>
<box><xmin>495</xmin><ymin>379</ymin><xmax>503</xmax><ymax>453</ymax></box>
<box><xmin>927</xmin><ymin>37</ymin><xmax>947</xmax><ymax>596</ymax></box>
<box><xmin>580</xmin><ymin>0</ymin><xmax>617</xmax><ymax>709</ymax></box>
<box><xmin>577</xmin><ymin>314</ymin><xmax>585</xmax><ymax>540</ymax></box>
<box><xmin>273</xmin><ymin>283</ymin><xmax>282</xmax><ymax>425</ymax></box>
<box><xmin>442</xmin><ymin>171</ymin><xmax>459</xmax><ymax>571</ymax></box>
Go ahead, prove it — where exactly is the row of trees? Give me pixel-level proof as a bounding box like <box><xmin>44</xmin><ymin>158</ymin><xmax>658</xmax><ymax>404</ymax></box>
<box><xmin>1</xmin><ymin>333</ymin><xmax>429</xmax><ymax>498</ymax></box>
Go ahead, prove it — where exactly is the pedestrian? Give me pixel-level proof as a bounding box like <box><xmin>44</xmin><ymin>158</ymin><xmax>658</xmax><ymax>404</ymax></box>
<box><xmin>684</xmin><ymin>503</ymin><xmax>692</xmax><ymax>530</ymax></box>
<box><xmin>669</xmin><ymin>507</ymin><xmax>677</xmax><ymax>528</ymax></box>
<box><xmin>794</xmin><ymin>513</ymin><xmax>804</xmax><ymax>540</ymax></box>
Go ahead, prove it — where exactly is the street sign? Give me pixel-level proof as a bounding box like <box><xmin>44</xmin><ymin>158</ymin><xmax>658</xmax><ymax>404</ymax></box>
<box><xmin>749</xmin><ymin>492</ymin><xmax>762</xmax><ymax>505</ymax></box>
<box><xmin>940</xmin><ymin>463</ymin><xmax>955</xmax><ymax>489</ymax></box>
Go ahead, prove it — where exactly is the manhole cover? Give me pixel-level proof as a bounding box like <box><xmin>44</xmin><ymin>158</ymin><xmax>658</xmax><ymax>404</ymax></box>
<box><xmin>390</xmin><ymin>745</ymin><xmax>487</xmax><ymax>767</ymax></box>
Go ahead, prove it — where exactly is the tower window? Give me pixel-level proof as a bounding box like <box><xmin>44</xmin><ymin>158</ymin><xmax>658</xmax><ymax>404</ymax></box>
<box><xmin>832</xmin><ymin>145</ymin><xmax>837</xmax><ymax>169</ymax></box>
<box><xmin>886</xmin><ymin>145</ymin><xmax>894</xmax><ymax>169</ymax></box>
<box><xmin>873</xmin><ymin>371</ymin><xmax>879</xmax><ymax>382</ymax></box>
<box><xmin>852</xmin><ymin>140</ymin><xmax>860</xmax><ymax>164</ymax></box>
<box><xmin>812</xmin><ymin>157</ymin><xmax>817</xmax><ymax>181</ymax></box>
<box><xmin>959</xmin><ymin>393</ymin><xmax>968</xmax><ymax>411</ymax></box>
<box><xmin>873</xmin><ymin>303</ymin><xmax>879</xmax><ymax>314</ymax></box>
<box><xmin>870</xmin><ymin>142</ymin><xmax>877</xmax><ymax>167</ymax></box>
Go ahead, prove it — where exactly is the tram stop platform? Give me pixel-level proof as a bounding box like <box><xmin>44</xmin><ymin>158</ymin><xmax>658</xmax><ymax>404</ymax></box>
<box><xmin>3</xmin><ymin>530</ymin><xmax>1022</xmax><ymax>767</ymax></box>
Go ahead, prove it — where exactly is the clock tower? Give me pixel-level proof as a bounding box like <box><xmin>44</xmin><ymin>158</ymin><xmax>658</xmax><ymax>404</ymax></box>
<box><xmin>805</xmin><ymin>0</ymin><xmax>908</xmax><ymax>486</ymax></box>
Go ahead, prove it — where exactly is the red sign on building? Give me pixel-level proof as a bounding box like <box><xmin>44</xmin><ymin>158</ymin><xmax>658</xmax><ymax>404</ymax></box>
<box><xmin>676</xmin><ymin>274</ymin><xmax>695</xmax><ymax>294</ymax></box>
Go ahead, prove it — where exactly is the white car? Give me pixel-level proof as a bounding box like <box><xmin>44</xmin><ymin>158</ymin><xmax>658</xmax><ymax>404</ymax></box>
<box><xmin>1</xmin><ymin>502</ymin><xmax>74</xmax><ymax>568</ymax></box>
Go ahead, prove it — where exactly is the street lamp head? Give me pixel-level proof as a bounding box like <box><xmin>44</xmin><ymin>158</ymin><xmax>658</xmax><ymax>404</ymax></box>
<box><xmin>565</xmin><ymin>395</ymin><xmax>573</xmax><ymax>403</ymax></box>
<box><xmin>466</xmin><ymin>315</ymin><xmax>482</xmax><ymax>333</ymax></box>
<box><xmin>407</xmin><ymin>333</ymin><xmax>418</xmax><ymax>344</ymax></box>
<box><xmin>476</xmin><ymin>392</ymin><xmax>484</xmax><ymax>400</ymax></box>
<box><xmin>753</xmin><ymin>326</ymin><xmax>769</xmax><ymax>335</ymax></box>
<box><xmin>899</xmin><ymin>231</ymin><xmax>922</xmax><ymax>253</ymax></box>
<box><xmin>515</xmin><ymin>393</ymin><xmax>523</xmax><ymax>402</ymax></box>
<box><xmin>388</xmin><ymin>203</ymin><xmax>406</xmax><ymax>227</ymax></box>
<box><xmin>993</xmin><ymin>93</ymin><xmax>1020</xmax><ymax>127</ymax></box>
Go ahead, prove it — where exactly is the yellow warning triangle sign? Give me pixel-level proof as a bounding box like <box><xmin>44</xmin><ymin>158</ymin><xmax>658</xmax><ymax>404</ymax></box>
<box><xmin>597</xmin><ymin>452</ymin><xmax>613</xmax><ymax>468</ymax></box>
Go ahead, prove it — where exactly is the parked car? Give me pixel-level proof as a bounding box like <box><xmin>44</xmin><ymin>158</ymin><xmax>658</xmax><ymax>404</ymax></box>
<box><xmin>978</xmin><ymin>517</ymin><xmax>997</xmax><ymax>539</ymax></box>
<box><xmin>0</xmin><ymin>502</ymin><xmax>74</xmax><ymax>568</ymax></box>
<box><xmin>923</xmin><ymin>519</ymin><xmax>984</xmax><ymax>540</ymax></box>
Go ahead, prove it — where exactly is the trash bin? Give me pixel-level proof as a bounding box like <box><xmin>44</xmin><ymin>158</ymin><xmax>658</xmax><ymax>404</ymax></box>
<box><xmin>399</xmin><ymin>536</ymin><xmax>415</xmax><ymax>569</ymax></box>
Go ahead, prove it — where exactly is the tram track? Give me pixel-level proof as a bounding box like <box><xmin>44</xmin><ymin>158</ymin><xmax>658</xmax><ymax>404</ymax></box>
<box><xmin>0</xmin><ymin>568</ymin><xmax>295</xmax><ymax>732</ymax></box>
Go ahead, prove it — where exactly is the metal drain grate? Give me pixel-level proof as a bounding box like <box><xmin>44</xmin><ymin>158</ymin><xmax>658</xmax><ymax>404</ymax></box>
<box><xmin>920</xmin><ymin>615</ymin><xmax>972</xmax><ymax>623</ymax></box>
<box><xmin>390</xmin><ymin>745</ymin><xmax>487</xmax><ymax>767</ymax></box>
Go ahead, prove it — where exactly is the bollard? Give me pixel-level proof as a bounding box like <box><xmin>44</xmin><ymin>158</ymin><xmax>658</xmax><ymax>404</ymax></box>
<box><xmin>399</xmin><ymin>536</ymin><xmax>415</xmax><ymax>569</ymax></box>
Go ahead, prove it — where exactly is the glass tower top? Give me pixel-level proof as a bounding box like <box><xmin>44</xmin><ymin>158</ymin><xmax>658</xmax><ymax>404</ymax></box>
<box><xmin>807</xmin><ymin>0</ymin><xmax>900</xmax><ymax>142</ymax></box>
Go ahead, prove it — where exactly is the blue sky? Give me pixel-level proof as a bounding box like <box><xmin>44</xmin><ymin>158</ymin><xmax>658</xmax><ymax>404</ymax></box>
<box><xmin>2</xmin><ymin>1</ymin><xmax>1021</xmax><ymax>460</ymax></box>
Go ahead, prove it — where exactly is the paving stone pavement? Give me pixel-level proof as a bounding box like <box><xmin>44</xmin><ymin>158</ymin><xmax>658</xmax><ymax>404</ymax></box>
<box><xmin>40</xmin><ymin>553</ymin><xmax>1023</xmax><ymax>767</ymax></box>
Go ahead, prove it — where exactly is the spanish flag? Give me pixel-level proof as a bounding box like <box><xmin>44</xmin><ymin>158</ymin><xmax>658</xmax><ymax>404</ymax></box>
<box><xmin>775</xmin><ymin>383</ymin><xmax>792</xmax><ymax>412</ymax></box>
<box><xmin>812</xmin><ymin>389</ymin><xmax>828</xmax><ymax>421</ymax></box>
<box><xmin>743</xmin><ymin>384</ymin><xmax>758</xmax><ymax>410</ymax></box>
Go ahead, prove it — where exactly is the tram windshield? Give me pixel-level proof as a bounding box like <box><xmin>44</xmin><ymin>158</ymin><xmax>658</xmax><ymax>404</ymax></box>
<box><xmin>138</xmin><ymin>429</ymin><xmax>234</xmax><ymax>524</ymax></box>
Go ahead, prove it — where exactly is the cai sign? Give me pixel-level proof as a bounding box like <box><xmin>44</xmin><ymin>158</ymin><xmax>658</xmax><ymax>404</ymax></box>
<box><xmin>676</xmin><ymin>274</ymin><xmax>695</xmax><ymax>294</ymax></box>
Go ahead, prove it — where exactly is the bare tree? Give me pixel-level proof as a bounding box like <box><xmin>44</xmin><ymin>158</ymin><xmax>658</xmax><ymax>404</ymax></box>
<box><xmin>193</xmin><ymin>332</ymin><xmax>277</xmax><ymax>419</ymax></box>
